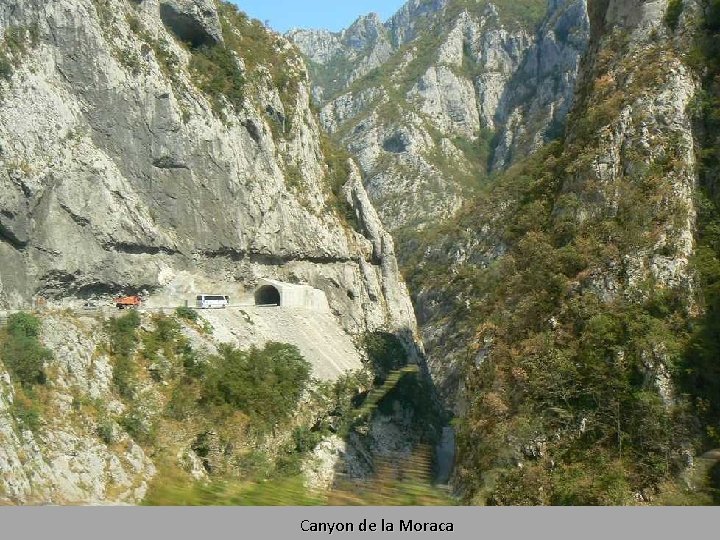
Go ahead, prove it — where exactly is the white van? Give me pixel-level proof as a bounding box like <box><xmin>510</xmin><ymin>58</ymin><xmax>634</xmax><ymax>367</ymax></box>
<box><xmin>196</xmin><ymin>295</ymin><xmax>230</xmax><ymax>309</ymax></box>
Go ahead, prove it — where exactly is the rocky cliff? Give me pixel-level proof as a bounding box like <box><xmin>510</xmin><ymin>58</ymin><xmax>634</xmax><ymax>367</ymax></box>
<box><xmin>0</xmin><ymin>0</ymin><xmax>419</xmax><ymax>336</ymax></box>
<box><xmin>0</xmin><ymin>0</ymin><xmax>430</xmax><ymax>504</ymax></box>
<box><xmin>401</xmin><ymin>0</ymin><xmax>717</xmax><ymax>504</ymax></box>
<box><xmin>289</xmin><ymin>0</ymin><xmax>589</xmax><ymax>237</ymax></box>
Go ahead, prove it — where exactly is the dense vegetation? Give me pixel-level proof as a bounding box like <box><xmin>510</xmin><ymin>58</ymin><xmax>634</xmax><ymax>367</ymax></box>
<box><xmin>680</xmin><ymin>0</ymin><xmax>720</xmax><ymax>496</ymax></box>
<box><xmin>0</xmin><ymin>313</ymin><xmax>52</xmax><ymax>431</ymax></box>
<box><xmin>104</xmin><ymin>312</ymin><xmax>313</xmax><ymax>437</ymax></box>
<box><xmin>201</xmin><ymin>342</ymin><xmax>311</xmax><ymax>428</ymax></box>
<box><xmin>401</xmin><ymin>6</ymin><xmax>720</xmax><ymax>503</ymax></box>
<box><xmin>1</xmin><ymin>313</ymin><xmax>51</xmax><ymax>387</ymax></box>
<box><xmin>443</xmin><ymin>143</ymin><xmax>698</xmax><ymax>504</ymax></box>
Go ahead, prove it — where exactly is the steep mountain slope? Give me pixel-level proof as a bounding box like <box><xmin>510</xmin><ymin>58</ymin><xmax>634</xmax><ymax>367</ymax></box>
<box><xmin>4</xmin><ymin>0</ymin><xmax>719</xmax><ymax>508</ymax></box>
<box><xmin>291</xmin><ymin>0</ymin><xmax>720</xmax><ymax>504</ymax></box>
<box><xmin>404</xmin><ymin>0</ymin><xmax>720</xmax><ymax>504</ymax></box>
<box><xmin>0</xmin><ymin>0</ymin><xmax>415</xmax><ymax>339</ymax></box>
<box><xmin>0</xmin><ymin>0</ymin><xmax>438</xmax><ymax>504</ymax></box>
<box><xmin>290</xmin><ymin>0</ymin><xmax>589</xmax><ymax>238</ymax></box>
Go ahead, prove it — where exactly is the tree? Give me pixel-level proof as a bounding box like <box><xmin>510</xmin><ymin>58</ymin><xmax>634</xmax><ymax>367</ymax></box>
<box><xmin>1</xmin><ymin>313</ymin><xmax>51</xmax><ymax>386</ymax></box>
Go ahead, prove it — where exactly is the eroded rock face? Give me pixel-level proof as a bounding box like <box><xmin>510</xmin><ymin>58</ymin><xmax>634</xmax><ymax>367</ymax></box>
<box><xmin>0</xmin><ymin>315</ymin><xmax>155</xmax><ymax>505</ymax></box>
<box><xmin>0</xmin><ymin>0</ymin><xmax>427</xmax><ymax>503</ymax></box>
<box><xmin>492</xmin><ymin>0</ymin><xmax>590</xmax><ymax>169</ymax></box>
<box><xmin>0</xmin><ymin>0</ymin><xmax>418</xmax><ymax>342</ymax></box>
<box><xmin>291</xmin><ymin>0</ymin><xmax>589</xmax><ymax>236</ymax></box>
<box><xmin>159</xmin><ymin>0</ymin><xmax>223</xmax><ymax>46</ymax></box>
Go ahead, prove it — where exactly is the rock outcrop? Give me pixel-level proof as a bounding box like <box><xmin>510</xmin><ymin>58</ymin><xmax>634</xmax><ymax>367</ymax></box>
<box><xmin>290</xmin><ymin>0</ymin><xmax>589</xmax><ymax>239</ymax></box>
<box><xmin>0</xmin><ymin>0</ymin><xmax>416</xmax><ymax>340</ymax></box>
<box><xmin>0</xmin><ymin>0</ymin><xmax>428</xmax><ymax>504</ymax></box>
<box><xmin>159</xmin><ymin>0</ymin><xmax>224</xmax><ymax>46</ymax></box>
<box><xmin>0</xmin><ymin>314</ymin><xmax>155</xmax><ymax>504</ymax></box>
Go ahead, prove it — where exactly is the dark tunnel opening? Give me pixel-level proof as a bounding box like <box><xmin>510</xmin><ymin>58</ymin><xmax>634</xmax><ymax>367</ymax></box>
<box><xmin>255</xmin><ymin>285</ymin><xmax>281</xmax><ymax>306</ymax></box>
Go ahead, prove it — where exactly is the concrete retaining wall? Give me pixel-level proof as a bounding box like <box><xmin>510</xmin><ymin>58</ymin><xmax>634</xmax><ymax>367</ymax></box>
<box><xmin>255</xmin><ymin>279</ymin><xmax>330</xmax><ymax>312</ymax></box>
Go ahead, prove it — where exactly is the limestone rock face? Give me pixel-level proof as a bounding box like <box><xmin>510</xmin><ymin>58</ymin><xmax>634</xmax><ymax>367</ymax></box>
<box><xmin>0</xmin><ymin>0</ymin><xmax>417</xmax><ymax>341</ymax></box>
<box><xmin>0</xmin><ymin>315</ymin><xmax>154</xmax><ymax>505</ymax></box>
<box><xmin>290</xmin><ymin>0</ymin><xmax>589</xmax><ymax>237</ymax></box>
<box><xmin>387</xmin><ymin>0</ymin><xmax>450</xmax><ymax>46</ymax></box>
<box><xmin>0</xmin><ymin>0</ymin><xmax>425</xmax><ymax>504</ymax></box>
<box><xmin>159</xmin><ymin>0</ymin><xmax>224</xmax><ymax>46</ymax></box>
<box><xmin>288</xmin><ymin>29</ymin><xmax>342</xmax><ymax>66</ymax></box>
<box><xmin>410</xmin><ymin>65</ymin><xmax>482</xmax><ymax>138</ymax></box>
<box><xmin>492</xmin><ymin>0</ymin><xmax>590</xmax><ymax>169</ymax></box>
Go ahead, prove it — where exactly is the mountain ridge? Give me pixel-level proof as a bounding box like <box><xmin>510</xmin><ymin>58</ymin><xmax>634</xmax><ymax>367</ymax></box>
<box><xmin>289</xmin><ymin>0</ymin><xmax>587</xmax><ymax>239</ymax></box>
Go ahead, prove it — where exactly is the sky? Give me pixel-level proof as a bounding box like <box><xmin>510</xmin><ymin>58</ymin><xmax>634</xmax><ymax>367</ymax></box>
<box><xmin>231</xmin><ymin>1</ymin><xmax>407</xmax><ymax>33</ymax></box>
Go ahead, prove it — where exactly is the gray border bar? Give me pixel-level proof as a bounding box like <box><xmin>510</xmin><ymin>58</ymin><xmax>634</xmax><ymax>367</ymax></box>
<box><xmin>1</xmin><ymin>506</ymin><xmax>719</xmax><ymax>540</ymax></box>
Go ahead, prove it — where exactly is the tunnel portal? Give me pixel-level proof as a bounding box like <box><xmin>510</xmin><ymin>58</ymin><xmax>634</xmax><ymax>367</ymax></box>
<box><xmin>254</xmin><ymin>285</ymin><xmax>281</xmax><ymax>306</ymax></box>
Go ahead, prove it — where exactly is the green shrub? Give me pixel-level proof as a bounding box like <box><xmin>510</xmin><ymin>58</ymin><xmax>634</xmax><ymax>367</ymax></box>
<box><xmin>120</xmin><ymin>407</ymin><xmax>155</xmax><ymax>445</ymax></box>
<box><xmin>106</xmin><ymin>310</ymin><xmax>141</xmax><ymax>358</ymax></box>
<box><xmin>6</xmin><ymin>312</ymin><xmax>40</xmax><ymax>337</ymax></box>
<box><xmin>189</xmin><ymin>43</ymin><xmax>246</xmax><ymax>116</ymax></box>
<box><xmin>292</xmin><ymin>426</ymin><xmax>324</xmax><ymax>453</ymax></box>
<box><xmin>141</xmin><ymin>314</ymin><xmax>181</xmax><ymax>363</ymax></box>
<box><xmin>97</xmin><ymin>419</ymin><xmax>116</xmax><ymax>445</ymax></box>
<box><xmin>112</xmin><ymin>354</ymin><xmax>137</xmax><ymax>400</ymax></box>
<box><xmin>165</xmin><ymin>381</ymin><xmax>198</xmax><ymax>420</ymax></box>
<box><xmin>363</xmin><ymin>332</ymin><xmax>408</xmax><ymax>383</ymax></box>
<box><xmin>664</xmin><ymin>0</ymin><xmax>684</xmax><ymax>31</ymax></box>
<box><xmin>175</xmin><ymin>306</ymin><xmax>198</xmax><ymax>323</ymax></box>
<box><xmin>106</xmin><ymin>311</ymin><xmax>141</xmax><ymax>398</ymax></box>
<box><xmin>201</xmin><ymin>342</ymin><xmax>311</xmax><ymax>428</ymax></box>
<box><xmin>235</xmin><ymin>450</ymin><xmax>273</xmax><ymax>478</ymax></box>
<box><xmin>11</xmin><ymin>387</ymin><xmax>43</xmax><ymax>431</ymax></box>
<box><xmin>181</xmin><ymin>343</ymin><xmax>205</xmax><ymax>378</ymax></box>
<box><xmin>200</xmin><ymin>319</ymin><xmax>214</xmax><ymax>335</ymax></box>
<box><xmin>274</xmin><ymin>442</ymin><xmax>305</xmax><ymax>476</ymax></box>
<box><xmin>0</xmin><ymin>57</ymin><xmax>12</xmax><ymax>79</ymax></box>
<box><xmin>1</xmin><ymin>313</ymin><xmax>51</xmax><ymax>387</ymax></box>
<box><xmin>0</xmin><ymin>24</ymin><xmax>39</xmax><ymax>81</ymax></box>
<box><xmin>2</xmin><ymin>336</ymin><xmax>50</xmax><ymax>386</ymax></box>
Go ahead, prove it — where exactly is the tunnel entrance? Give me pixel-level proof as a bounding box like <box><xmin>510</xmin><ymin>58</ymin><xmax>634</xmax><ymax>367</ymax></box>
<box><xmin>255</xmin><ymin>285</ymin><xmax>281</xmax><ymax>306</ymax></box>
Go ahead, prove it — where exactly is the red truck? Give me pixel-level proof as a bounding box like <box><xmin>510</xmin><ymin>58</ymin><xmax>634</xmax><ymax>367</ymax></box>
<box><xmin>114</xmin><ymin>295</ymin><xmax>142</xmax><ymax>309</ymax></box>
